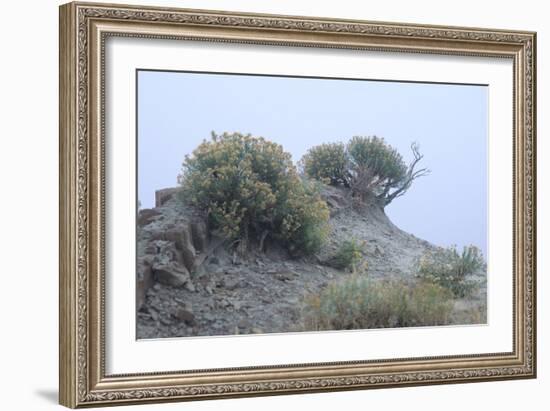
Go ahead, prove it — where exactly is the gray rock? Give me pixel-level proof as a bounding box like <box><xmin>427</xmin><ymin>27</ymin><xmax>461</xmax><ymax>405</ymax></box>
<box><xmin>163</xmin><ymin>229</ymin><xmax>181</xmax><ymax>245</ymax></box>
<box><xmin>191</xmin><ymin>221</ymin><xmax>208</xmax><ymax>252</ymax></box>
<box><xmin>374</xmin><ymin>245</ymin><xmax>385</xmax><ymax>257</ymax></box>
<box><xmin>175</xmin><ymin>309</ymin><xmax>196</xmax><ymax>326</ymax></box>
<box><xmin>137</xmin><ymin>312</ymin><xmax>152</xmax><ymax>321</ymax></box>
<box><xmin>137</xmin><ymin>209</ymin><xmax>162</xmax><ymax>227</ymax></box>
<box><xmin>143</xmin><ymin>244</ymin><xmax>157</xmax><ymax>254</ymax></box>
<box><xmin>202</xmin><ymin>312</ymin><xmax>215</xmax><ymax>322</ymax></box>
<box><xmin>179</xmin><ymin>225</ymin><xmax>197</xmax><ymax>272</ymax></box>
<box><xmin>153</xmin><ymin>240</ymin><xmax>180</xmax><ymax>264</ymax></box>
<box><xmin>237</xmin><ymin>319</ymin><xmax>252</xmax><ymax>329</ymax></box>
<box><xmin>223</xmin><ymin>278</ymin><xmax>241</xmax><ymax>290</ymax></box>
<box><xmin>275</xmin><ymin>272</ymin><xmax>294</xmax><ymax>282</ymax></box>
<box><xmin>155</xmin><ymin>187</ymin><xmax>179</xmax><ymax>207</ymax></box>
<box><xmin>136</xmin><ymin>258</ymin><xmax>154</xmax><ymax>311</ymax></box>
<box><xmin>148</xmin><ymin>308</ymin><xmax>159</xmax><ymax>322</ymax></box>
<box><xmin>153</xmin><ymin>263</ymin><xmax>190</xmax><ymax>287</ymax></box>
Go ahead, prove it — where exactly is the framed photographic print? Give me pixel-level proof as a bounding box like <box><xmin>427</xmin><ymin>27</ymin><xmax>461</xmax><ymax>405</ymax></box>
<box><xmin>59</xmin><ymin>1</ymin><xmax>537</xmax><ymax>408</ymax></box>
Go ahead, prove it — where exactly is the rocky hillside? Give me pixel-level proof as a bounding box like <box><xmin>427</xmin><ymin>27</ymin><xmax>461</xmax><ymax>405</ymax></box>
<box><xmin>136</xmin><ymin>186</ymin><xmax>452</xmax><ymax>339</ymax></box>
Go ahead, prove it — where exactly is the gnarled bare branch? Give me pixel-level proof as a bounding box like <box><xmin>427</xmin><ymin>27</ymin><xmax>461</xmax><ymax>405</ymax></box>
<box><xmin>381</xmin><ymin>142</ymin><xmax>430</xmax><ymax>206</ymax></box>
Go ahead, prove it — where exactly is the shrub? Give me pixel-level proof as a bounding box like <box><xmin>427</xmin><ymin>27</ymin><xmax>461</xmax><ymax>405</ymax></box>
<box><xmin>416</xmin><ymin>245</ymin><xmax>485</xmax><ymax>298</ymax></box>
<box><xmin>347</xmin><ymin>136</ymin><xmax>406</xmax><ymax>199</ymax></box>
<box><xmin>300</xmin><ymin>276</ymin><xmax>453</xmax><ymax>331</ymax></box>
<box><xmin>277</xmin><ymin>178</ymin><xmax>330</xmax><ymax>255</ymax></box>
<box><xmin>178</xmin><ymin>132</ymin><xmax>329</xmax><ymax>254</ymax></box>
<box><xmin>330</xmin><ymin>238</ymin><xmax>364</xmax><ymax>272</ymax></box>
<box><xmin>301</xmin><ymin>136</ymin><xmax>429</xmax><ymax>207</ymax></box>
<box><xmin>300</xmin><ymin>143</ymin><xmax>348</xmax><ymax>186</ymax></box>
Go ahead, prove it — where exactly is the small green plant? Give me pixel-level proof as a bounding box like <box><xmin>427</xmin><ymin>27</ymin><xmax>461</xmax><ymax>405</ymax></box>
<box><xmin>330</xmin><ymin>238</ymin><xmax>364</xmax><ymax>272</ymax></box>
<box><xmin>178</xmin><ymin>132</ymin><xmax>329</xmax><ymax>254</ymax></box>
<box><xmin>301</xmin><ymin>276</ymin><xmax>453</xmax><ymax>331</ymax></box>
<box><xmin>301</xmin><ymin>136</ymin><xmax>429</xmax><ymax>207</ymax></box>
<box><xmin>416</xmin><ymin>245</ymin><xmax>485</xmax><ymax>298</ymax></box>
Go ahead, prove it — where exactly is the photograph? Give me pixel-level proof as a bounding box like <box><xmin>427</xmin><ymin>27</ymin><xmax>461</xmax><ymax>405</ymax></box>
<box><xmin>56</xmin><ymin>2</ymin><xmax>536</xmax><ymax>407</ymax></box>
<box><xmin>135</xmin><ymin>70</ymin><xmax>489</xmax><ymax>339</ymax></box>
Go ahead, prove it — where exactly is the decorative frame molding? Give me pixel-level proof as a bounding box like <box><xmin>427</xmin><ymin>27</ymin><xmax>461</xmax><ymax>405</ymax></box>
<box><xmin>59</xmin><ymin>2</ymin><xmax>536</xmax><ymax>408</ymax></box>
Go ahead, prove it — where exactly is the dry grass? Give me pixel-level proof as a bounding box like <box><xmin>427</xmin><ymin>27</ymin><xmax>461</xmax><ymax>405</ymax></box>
<box><xmin>300</xmin><ymin>275</ymin><xmax>454</xmax><ymax>331</ymax></box>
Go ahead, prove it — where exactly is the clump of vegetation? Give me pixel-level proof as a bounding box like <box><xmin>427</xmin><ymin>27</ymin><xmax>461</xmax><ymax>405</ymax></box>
<box><xmin>277</xmin><ymin>178</ymin><xmax>331</xmax><ymax>255</ymax></box>
<box><xmin>300</xmin><ymin>143</ymin><xmax>348</xmax><ymax>186</ymax></box>
<box><xmin>451</xmin><ymin>304</ymin><xmax>488</xmax><ymax>325</ymax></box>
<box><xmin>330</xmin><ymin>238</ymin><xmax>364</xmax><ymax>272</ymax></box>
<box><xmin>301</xmin><ymin>276</ymin><xmax>453</xmax><ymax>330</ymax></box>
<box><xmin>301</xmin><ymin>136</ymin><xmax>429</xmax><ymax>207</ymax></box>
<box><xmin>178</xmin><ymin>132</ymin><xmax>329</xmax><ymax>255</ymax></box>
<box><xmin>416</xmin><ymin>245</ymin><xmax>485</xmax><ymax>298</ymax></box>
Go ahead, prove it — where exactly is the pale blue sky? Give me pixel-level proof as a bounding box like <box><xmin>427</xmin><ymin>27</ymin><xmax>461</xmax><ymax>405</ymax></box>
<box><xmin>137</xmin><ymin>70</ymin><xmax>487</xmax><ymax>256</ymax></box>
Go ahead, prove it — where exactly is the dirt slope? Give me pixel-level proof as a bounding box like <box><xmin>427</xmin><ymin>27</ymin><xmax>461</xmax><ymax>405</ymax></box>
<box><xmin>136</xmin><ymin>186</ymin><xmax>476</xmax><ymax>339</ymax></box>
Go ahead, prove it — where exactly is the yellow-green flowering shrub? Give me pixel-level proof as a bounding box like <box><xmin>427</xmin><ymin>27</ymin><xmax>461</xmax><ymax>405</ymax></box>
<box><xmin>179</xmin><ymin>132</ymin><xmax>329</xmax><ymax>254</ymax></box>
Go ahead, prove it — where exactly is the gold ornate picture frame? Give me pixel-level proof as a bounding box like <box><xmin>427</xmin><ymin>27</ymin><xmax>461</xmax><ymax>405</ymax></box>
<box><xmin>59</xmin><ymin>1</ymin><xmax>536</xmax><ymax>408</ymax></box>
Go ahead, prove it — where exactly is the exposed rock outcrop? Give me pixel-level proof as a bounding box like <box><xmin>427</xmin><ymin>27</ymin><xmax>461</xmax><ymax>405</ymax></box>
<box><xmin>136</xmin><ymin>189</ymin><xmax>209</xmax><ymax>310</ymax></box>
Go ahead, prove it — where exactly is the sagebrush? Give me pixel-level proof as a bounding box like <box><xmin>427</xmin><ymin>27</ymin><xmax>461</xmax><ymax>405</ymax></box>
<box><xmin>300</xmin><ymin>143</ymin><xmax>348</xmax><ymax>186</ymax></box>
<box><xmin>178</xmin><ymin>132</ymin><xmax>329</xmax><ymax>254</ymax></box>
<box><xmin>301</xmin><ymin>136</ymin><xmax>429</xmax><ymax>206</ymax></box>
<box><xmin>300</xmin><ymin>276</ymin><xmax>454</xmax><ymax>330</ymax></box>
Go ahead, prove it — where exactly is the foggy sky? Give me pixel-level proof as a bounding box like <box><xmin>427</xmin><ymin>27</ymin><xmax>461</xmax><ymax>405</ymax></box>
<box><xmin>137</xmin><ymin>70</ymin><xmax>487</xmax><ymax>256</ymax></box>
